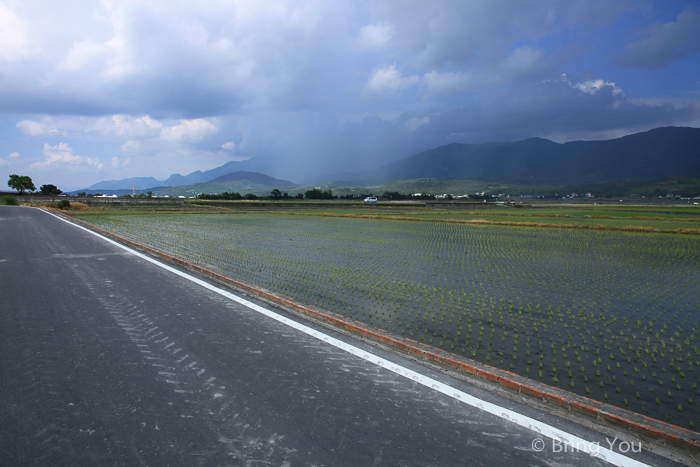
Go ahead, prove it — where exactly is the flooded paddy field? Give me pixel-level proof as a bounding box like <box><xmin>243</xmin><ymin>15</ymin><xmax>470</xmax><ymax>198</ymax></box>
<box><xmin>81</xmin><ymin>211</ymin><xmax>700</xmax><ymax>429</ymax></box>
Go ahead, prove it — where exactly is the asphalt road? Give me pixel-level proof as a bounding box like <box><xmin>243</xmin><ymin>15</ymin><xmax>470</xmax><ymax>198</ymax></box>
<box><xmin>0</xmin><ymin>206</ymin><xmax>682</xmax><ymax>466</ymax></box>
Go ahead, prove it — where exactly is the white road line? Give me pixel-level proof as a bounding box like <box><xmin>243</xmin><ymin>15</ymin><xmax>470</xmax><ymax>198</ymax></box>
<box><xmin>44</xmin><ymin>209</ymin><xmax>648</xmax><ymax>467</ymax></box>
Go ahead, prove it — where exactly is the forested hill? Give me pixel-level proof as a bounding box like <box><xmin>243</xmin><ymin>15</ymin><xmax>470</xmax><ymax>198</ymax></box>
<box><xmin>208</xmin><ymin>171</ymin><xmax>296</xmax><ymax>187</ymax></box>
<box><xmin>365</xmin><ymin>127</ymin><xmax>700</xmax><ymax>184</ymax></box>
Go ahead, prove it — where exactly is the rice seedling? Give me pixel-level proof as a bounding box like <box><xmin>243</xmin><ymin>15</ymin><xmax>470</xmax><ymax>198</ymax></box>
<box><xmin>81</xmin><ymin>211</ymin><xmax>700</xmax><ymax>429</ymax></box>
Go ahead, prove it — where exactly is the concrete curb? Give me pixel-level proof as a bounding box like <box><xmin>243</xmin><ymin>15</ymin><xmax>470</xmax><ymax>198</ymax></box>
<box><xmin>58</xmin><ymin>211</ymin><xmax>700</xmax><ymax>465</ymax></box>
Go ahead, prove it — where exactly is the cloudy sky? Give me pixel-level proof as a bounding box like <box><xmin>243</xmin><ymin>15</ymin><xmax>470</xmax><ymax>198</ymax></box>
<box><xmin>1</xmin><ymin>0</ymin><xmax>699</xmax><ymax>190</ymax></box>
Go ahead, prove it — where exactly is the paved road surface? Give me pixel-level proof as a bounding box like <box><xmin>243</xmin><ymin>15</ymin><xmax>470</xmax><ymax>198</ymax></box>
<box><xmin>0</xmin><ymin>206</ymin><xmax>681</xmax><ymax>466</ymax></box>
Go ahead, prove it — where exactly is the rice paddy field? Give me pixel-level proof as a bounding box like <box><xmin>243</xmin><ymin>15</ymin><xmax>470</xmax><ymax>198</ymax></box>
<box><xmin>79</xmin><ymin>210</ymin><xmax>700</xmax><ymax>430</ymax></box>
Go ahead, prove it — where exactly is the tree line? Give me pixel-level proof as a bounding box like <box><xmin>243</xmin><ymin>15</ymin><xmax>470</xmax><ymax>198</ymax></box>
<box><xmin>196</xmin><ymin>188</ymin><xmax>454</xmax><ymax>201</ymax></box>
<box><xmin>7</xmin><ymin>174</ymin><xmax>62</xmax><ymax>195</ymax></box>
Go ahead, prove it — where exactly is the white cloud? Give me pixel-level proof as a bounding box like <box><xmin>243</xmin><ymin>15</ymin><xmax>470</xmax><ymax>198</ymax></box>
<box><xmin>120</xmin><ymin>140</ymin><xmax>142</xmax><ymax>153</ymax></box>
<box><xmin>405</xmin><ymin>117</ymin><xmax>429</xmax><ymax>131</ymax></box>
<box><xmin>16</xmin><ymin>119</ymin><xmax>62</xmax><ymax>137</ymax></box>
<box><xmin>0</xmin><ymin>151</ymin><xmax>19</xmax><ymax>167</ymax></box>
<box><xmin>59</xmin><ymin>38</ymin><xmax>111</xmax><ymax>72</ymax></box>
<box><xmin>87</xmin><ymin>115</ymin><xmax>162</xmax><ymax>139</ymax></box>
<box><xmin>0</xmin><ymin>3</ymin><xmax>31</xmax><ymax>61</ymax></box>
<box><xmin>56</xmin><ymin>5</ymin><xmax>140</xmax><ymax>79</ymax></box>
<box><xmin>111</xmin><ymin>156</ymin><xmax>130</xmax><ymax>168</ymax></box>
<box><xmin>31</xmin><ymin>143</ymin><xmax>104</xmax><ymax>171</ymax></box>
<box><xmin>160</xmin><ymin>119</ymin><xmax>218</xmax><ymax>141</ymax></box>
<box><xmin>222</xmin><ymin>141</ymin><xmax>236</xmax><ymax>150</ymax></box>
<box><xmin>356</xmin><ymin>23</ymin><xmax>393</xmax><ymax>49</ymax></box>
<box><xmin>364</xmin><ymin>64</ymin><xmax>420</xmax><ymax>96</ymax></box>
<box><xmin>573</xmin><ymin>79</ymin><xmax>623</xmax><ymax>96</ymax></box>
<box><xmin>422</xmin><ymin>71</ymin><xmax>474</xmax><ymax>95</ymax></box>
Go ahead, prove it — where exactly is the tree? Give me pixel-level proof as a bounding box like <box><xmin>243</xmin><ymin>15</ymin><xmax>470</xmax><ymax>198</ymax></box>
<box><xmin>270</xmin><ymin>188</ymin><xmax>282</xmax><ymax>199</ymax></box>
<box><xmin>39</xmin><ymin>184</ymin><xmax>62</xmax><ymax>195</ymax></box>
<box><xmin>382</xmin><ymin>191</ymin><xmax>407</xmax><ymax>200</ymax></box>
<box><xmin>197</xmin><ymin>191</ymin><xmax>242</xmax><ymax>200</ymax></box>
<box><xmin>304</xmin><ymin>188</ymin><xmax>334</xmax><ymax>200</ymax></box>
<box><xmin>8</xmin><ymin>174</ymin><xmax>36</xmax><ymax>194</ymax></box>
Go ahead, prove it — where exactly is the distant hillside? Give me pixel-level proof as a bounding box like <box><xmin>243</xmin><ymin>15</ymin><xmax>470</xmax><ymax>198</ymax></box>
<box><xmin>86</xmin><ymin>177</ymin><xmax>162</xmax><ymax>190</ymax></box>
<box><xmin>80</xmin><ymin>159</ymin><xmax>263</xmax><ymax>193</ymax></box>
<box><xmin>163</xmin><ymin>160</ymin><xmax>260</xmax><ymax>186</ymax></box>
<box><xmin>361</xmin><ymin>127</ymin><xmax>700</xmax><ymax>184</ymax></box>
<box><xmin>66</xmin><ymin>186</ymin><xmax>169</xmax><ymax>196</ymax></box>
<box><xmin>208</xmin><ymin>171</ymin><xmax>296</xmax><ymax>187</ymax></box>
<box><xmin>155</xmin><ymin>171</ymin><xmax>297</xmax><ymax>197</ymax></box>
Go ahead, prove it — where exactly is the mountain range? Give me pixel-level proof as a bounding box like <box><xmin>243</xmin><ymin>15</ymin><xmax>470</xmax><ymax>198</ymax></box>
<box><xmin>154</xmin><ymin>171</ymin><xmax>297</xmax><ymax>197</ymax></box>
<box><xmin>76</xmin><ymin>126</ymin><xmax>700</xmax><ymax>193</ymax></box>
<box><xmin>161</xmin><ymin>161</ymin><xmax>260</xmax><ymax>186</ymax></box>
<box><xmin>357</xmin><ymin>126</ymin><xmax>700</xmax><ymax>184</ymax></box>
<box><xmin>86</xmin><ymin>176</ymin><xmax>163</xmax><ymax>191</ymax></box>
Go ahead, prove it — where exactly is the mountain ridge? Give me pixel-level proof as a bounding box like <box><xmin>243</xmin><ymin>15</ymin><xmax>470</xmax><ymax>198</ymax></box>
<box><xmin>208</xmin><ymin>171</ymin><xmax>296</xmax><ymax>187</ymax></box>
<box><xmin>78</xmin><ymin>126</ymin><xmax>700</xmax><ymax>191</ymax></box>
<box><xmin>360</xmin><ymin>127</ymin><xmax>700</xmax><ymax>184</ymax></box>
<box><xmin>86</xmin><ymin>176</ymin><xmax>163</xmax><ymax>190</ymax></box>
<box><xmin>162</xmin><ymin>160</ymin><xmax>260</xmax><ymax>186</ymax></box>
<box><xmin>153</xmin><ymin>171</ymin><xmax>297</xmax><ymax>197</ymax></box>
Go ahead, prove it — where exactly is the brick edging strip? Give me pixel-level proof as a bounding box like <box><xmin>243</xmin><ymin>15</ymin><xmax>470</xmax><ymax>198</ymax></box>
<box><xmin>57</xmin><ymin>210</ymin><xmax>699</xmax><ymax>457</ymax></box>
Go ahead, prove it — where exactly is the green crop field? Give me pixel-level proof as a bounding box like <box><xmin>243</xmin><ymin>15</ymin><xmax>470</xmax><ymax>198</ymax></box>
<box><xmin>79</xmin><ymin>210</ymin><xmax>700</xmax><ymax>430</ymax></box>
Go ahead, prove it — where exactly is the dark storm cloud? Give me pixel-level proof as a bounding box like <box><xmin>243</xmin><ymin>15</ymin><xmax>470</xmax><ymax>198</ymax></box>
<box><xmin>0</xmin><ymin>0</ymin><xmax>699</xmax><ymax>188</ymax></box>
<box><xmin>218</xmin><ymin>77</ymin><xmax>700</xmax><ymax>183</ymax></box>
<box><xmin>614</xmin><ymin>8</ymin><xmax>700</xmax><ymax>68</ymax></box>
<box><xmin>417</xmin><ymin>80</ymin><xmax>699</xmax><ymax>143</ymax></box>
<box><xmin>0</xmin><ymin>0</ymin><xmax>641</xmax><ymax>118</ymax></box>
<box><xmin>373</xmin><ymin>0</ymin><xmax>633</xmax><ymax>69</ymax></box>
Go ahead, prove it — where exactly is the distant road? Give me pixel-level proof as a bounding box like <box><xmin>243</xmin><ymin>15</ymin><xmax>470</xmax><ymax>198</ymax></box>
<box><xmin>0</xmin><ymin>206</ymin><xmax>679</xmax><ymax>466</ymax></box>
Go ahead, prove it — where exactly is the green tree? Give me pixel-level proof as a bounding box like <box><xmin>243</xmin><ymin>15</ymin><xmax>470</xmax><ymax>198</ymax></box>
<box><xmin>304</xmin><ymin>188</ymin><xmax>334</xmax><ymax>200</ymax></box>
<box><xmin>8</xmin><ymin>174</ymin><xmax>36</xmax><ymax>194</ymax></box>
<box><xmin>382</xmin><ymin>191</ymin><xmax>406</xmax><ymax>200</ymax></box>
<box><xmin>39</xmin><ymin>184</ymin><xmax>62</xmax><ymax>195</ymax></box>
<box><xmin>270</xmin><ymin>188</ymin><xmax>282</xmax><ymax>199</ymax></box>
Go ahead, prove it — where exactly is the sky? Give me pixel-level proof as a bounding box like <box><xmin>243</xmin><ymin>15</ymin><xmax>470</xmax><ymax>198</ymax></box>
<box><xmin>1</xmin><ymin>0</ymin><xmax>699</xmax><ymax>190</ymax></box>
